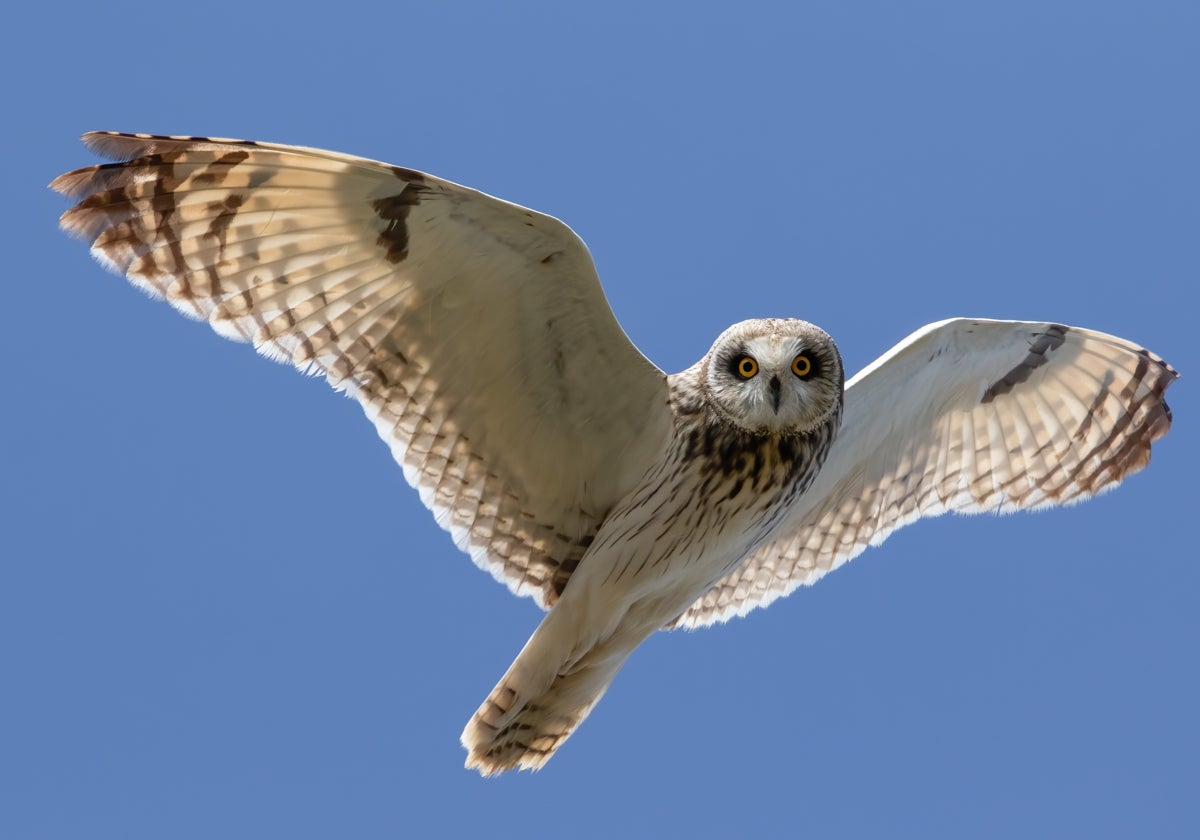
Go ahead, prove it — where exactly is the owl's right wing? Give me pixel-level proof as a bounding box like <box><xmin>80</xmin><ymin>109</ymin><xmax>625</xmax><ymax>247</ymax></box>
<box><xmin>54</xmin><ymin>132</ymin><xmax>673</xmax><ymax>609</ymax></box>
<box><xmin>677</xmin><ymin>319</ymin><xmax>1178</xmax><ymax>629</ymax></box>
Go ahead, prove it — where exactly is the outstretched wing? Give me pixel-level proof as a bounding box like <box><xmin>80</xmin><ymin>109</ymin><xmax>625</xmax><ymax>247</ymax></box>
<box><xmin>54</xmin><ymin>131</ymin><xmax>672</xmax><ymax>608</ymax></box>
<box><xmin>678</xmin><ymin>319</ymin><xmax>1178</xmax><ymax>628</ymax></box>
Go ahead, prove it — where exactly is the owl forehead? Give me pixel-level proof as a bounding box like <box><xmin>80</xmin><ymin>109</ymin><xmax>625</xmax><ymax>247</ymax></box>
<box><xmin>716</xmin><ymin>318</ymin><xmax>828</xmax><ymax>350</ymax></box>
<box><xmin>741</xmin><ymin>333</ymin><xmax>806</xmax><ymax>361</ymax></box>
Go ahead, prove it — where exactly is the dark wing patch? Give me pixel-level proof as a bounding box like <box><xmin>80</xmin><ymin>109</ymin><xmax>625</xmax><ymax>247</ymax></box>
<box><xmin>981</xmin><ymin>324</ymin><xmax>1067</xmax><ymax>403</ymax></box>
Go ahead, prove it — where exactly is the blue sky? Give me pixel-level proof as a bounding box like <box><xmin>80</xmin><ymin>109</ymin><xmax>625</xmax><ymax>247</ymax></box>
<box><xmin>3</xmin><ymin>1</ymin><xmax>1196</xmax><ymax>837</ymax></box>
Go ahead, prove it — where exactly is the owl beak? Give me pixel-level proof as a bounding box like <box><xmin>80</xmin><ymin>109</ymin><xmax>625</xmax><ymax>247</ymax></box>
<box><xmin>769</xmin><ymin>375</ymin><xmax>781</xmax><ymax>413</ymax></box>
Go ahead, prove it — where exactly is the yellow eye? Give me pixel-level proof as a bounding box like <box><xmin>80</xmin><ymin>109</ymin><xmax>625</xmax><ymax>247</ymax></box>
<box><xmin>792</xmin><ymin>354</ymin><xmax>812</xmax><ymax>377</ymax></box>
<box><xmin>736</xmin><ymin>356</ymin><xmax>759</xmax><ymax>379</ymax></box>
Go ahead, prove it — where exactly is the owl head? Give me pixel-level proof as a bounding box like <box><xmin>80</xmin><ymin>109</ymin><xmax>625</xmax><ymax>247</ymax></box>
<box><xmin>702</xmin><ymin>318</ymin><xmax>844</xmax><ymax>435</ymax></box>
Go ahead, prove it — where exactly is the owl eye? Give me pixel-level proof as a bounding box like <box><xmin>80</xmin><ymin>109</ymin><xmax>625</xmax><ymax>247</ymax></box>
<box><xmin>735</xmin><ymin>356</ymin><xmax>759</xmax><ymax>379</ymax></box>
<box><xmin>791</xmin><ymin>354</ymin><xmax>813</xmax><ymax>378</ymax></box>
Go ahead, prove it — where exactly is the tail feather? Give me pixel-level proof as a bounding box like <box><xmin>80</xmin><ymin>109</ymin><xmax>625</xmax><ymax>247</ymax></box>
<box><xmin>461</xmin><ymin>611</ymin><xmax>632</xmax><ymax>776</ymax></box>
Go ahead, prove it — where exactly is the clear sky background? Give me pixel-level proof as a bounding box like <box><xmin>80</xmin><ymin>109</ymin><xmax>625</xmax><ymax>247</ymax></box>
<box><xmin>3</xmin><ymin>2</ymin><xmax>1196</xmax><ymax>838</ymax></box>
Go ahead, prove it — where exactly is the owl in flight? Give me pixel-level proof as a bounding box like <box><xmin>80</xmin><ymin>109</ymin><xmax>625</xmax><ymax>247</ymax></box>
<box><xmin>54</xmin><ymin>132</ymin><xmax>1178</xmax><ymax>775</ymax></box>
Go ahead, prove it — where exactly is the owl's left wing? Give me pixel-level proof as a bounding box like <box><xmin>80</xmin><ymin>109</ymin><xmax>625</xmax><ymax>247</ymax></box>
<box><xmin>677</xmin><ymin>319</ymin><xmax>1178</xmax><ymax>629</ymax></box>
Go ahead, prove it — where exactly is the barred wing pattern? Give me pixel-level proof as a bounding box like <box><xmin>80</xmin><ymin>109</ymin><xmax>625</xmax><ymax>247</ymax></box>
<box><xmin>679</xmin><ymin>319</ymin><xmax>1178</xmax><ymax>628</ymax></box>
<box><xmin>53</xmin><ymin>132</ymin><xmax>672</xmax><ymax>608</ymax></box>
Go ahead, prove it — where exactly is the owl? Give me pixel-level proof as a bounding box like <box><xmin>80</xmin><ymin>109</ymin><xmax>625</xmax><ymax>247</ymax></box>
<box><xmin>53</xmin><ymin>132</ymin><xmax>1179</xmax><ymax>776</ymax></box>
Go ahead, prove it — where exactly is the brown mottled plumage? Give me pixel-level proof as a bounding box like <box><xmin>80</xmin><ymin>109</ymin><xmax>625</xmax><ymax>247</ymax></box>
<box><xmin>53</xmin><ymin>132</ymin><xmax>1178</xmax><ymax>775</ymax></box>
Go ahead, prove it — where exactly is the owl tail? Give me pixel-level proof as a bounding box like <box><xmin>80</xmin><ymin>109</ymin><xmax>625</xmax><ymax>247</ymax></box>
<box><xmin>460</xmin><ymin>604</ymin><xmax>636</xmax><ymax>776</ymax></box>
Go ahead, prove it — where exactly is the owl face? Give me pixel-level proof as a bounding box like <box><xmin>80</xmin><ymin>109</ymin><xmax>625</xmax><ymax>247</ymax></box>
<box><xmin>703</xmin><ymin>319</ymin><xmax>845</xmax><ymax>435</ymax></box>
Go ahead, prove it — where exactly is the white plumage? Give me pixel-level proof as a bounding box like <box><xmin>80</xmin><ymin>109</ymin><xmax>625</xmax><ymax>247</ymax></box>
<box><xmin>678</xmin><ymin>319</ymin><xmax>1175</xmax><ymax>627</ymax></box>
<box><xmin>53</xmin><ymin>132</ymin><xmax>1178</xmax><ymax>775</ymax></box>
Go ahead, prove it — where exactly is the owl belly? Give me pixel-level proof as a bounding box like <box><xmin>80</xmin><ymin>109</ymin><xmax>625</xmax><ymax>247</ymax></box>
<box><xmin>563</xmin><ymin>442</ymin><xmax>814</xmax><ymax>642</ymax></box>
<box><xmin>458</xmin><ymin>431</ymin><xmax>828</xmax><ymax>772</ymax></box>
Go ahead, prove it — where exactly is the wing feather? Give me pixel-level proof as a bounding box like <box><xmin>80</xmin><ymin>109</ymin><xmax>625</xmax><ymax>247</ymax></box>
<box><xmin>678</xmin><ymin>318</ymin><xmax>1177</xmax><ymax>628</ymax></box>
<box><xmin>54</xmin><ymin>131</ymin><xmax>673</xmax><ymax>609</ymax></box>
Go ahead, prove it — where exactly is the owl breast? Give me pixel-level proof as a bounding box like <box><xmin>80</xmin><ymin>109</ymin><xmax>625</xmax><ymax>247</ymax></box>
<box><xmin>564</xmin><ymin>392</ymin><xmax>841</xmax><ymax>635</ymax></box>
